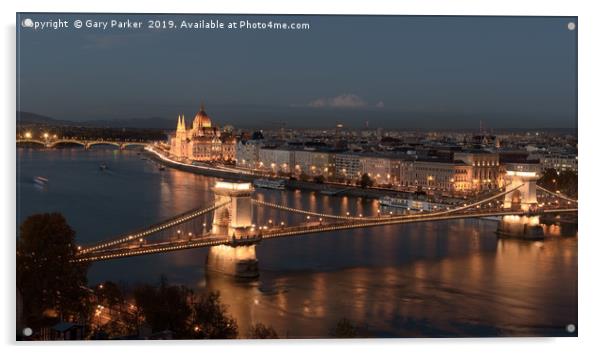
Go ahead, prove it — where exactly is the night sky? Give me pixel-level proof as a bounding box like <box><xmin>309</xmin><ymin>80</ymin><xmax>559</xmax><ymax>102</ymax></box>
<box><xmin>17</xmin><ymin>14</ymin><xmax>577</xmax><ymax>129</ymax></box>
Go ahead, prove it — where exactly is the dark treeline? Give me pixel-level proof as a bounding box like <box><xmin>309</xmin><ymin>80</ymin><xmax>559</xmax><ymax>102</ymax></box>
<box><xmin>538</xmin><ymin>168</ymin><xmax>578</xmax><ymax>198</ymax></box>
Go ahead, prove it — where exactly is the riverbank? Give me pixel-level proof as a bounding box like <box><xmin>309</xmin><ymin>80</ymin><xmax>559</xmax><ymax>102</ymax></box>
<box><xmin>144</xmin><ymin>147</ymin><xmax>430</xmax><ymax>201</ymax></box>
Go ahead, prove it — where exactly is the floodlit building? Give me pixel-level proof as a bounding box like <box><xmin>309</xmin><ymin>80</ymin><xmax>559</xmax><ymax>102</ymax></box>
<box><xmin>360</xmin><ymin>155</ymin><xmax>398</xmax><ymax>186</ymax></box>
<box><xmin>170</xmin><ymin>103</ymin><xmax>236</xmax><ymax>162</ymax></box>
<box><xmin>454</xmin><ymin>151</ymin><xmax>502</xmax><ymax>190</ymax></box>
<box><xmin>292</xmin><ymin>150</ymin><xmax>334</xmax><ymax>178</ymax></box>
<box><xmin>406</xmin><ymin>159</ymin><xmax>473</xmax><ymax>193</ymax></box>
<box><xmin>258</xmin><ymin>147</ymin><xmax>294</xmax><ymax>174</ymax></box>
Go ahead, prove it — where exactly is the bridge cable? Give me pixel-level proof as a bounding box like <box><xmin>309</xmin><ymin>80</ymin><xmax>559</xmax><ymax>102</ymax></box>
<box><xmin>536</xmin><ymin>185</ymin><xmax>578</xmax><ymax>204</ymax></box>
<box><xmin>79</xmin><ymin>200</ymin><xmax>231</xmax><ymax>254</ymax></box>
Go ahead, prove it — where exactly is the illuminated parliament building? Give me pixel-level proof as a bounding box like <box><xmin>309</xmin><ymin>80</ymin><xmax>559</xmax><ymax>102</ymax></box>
<box><xmin>169</xmin><ymin>104</ymin><xmax>236</xmax><ymax>161</ymax></box>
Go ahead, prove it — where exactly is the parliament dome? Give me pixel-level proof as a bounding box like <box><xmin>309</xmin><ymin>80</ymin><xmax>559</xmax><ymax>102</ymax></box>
<box><xmin>192</xmin><ymin>104</ymin><xmax>212</xmax><ymax>129</ymax></box>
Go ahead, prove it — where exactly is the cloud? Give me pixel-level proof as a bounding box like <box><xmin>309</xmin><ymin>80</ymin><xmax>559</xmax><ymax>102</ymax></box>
<box><xmin>375</xmin><ymin>101</ymin><xmax>385</xmax><ymax>108</ymax></box>
<box><xmin>307</xmin><ymin>94</ymin><xmax>367</xmax><ymax>109</ymax></box>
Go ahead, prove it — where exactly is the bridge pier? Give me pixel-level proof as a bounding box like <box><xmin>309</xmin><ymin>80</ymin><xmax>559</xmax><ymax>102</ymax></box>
<box><xmin>207</xmin><ymin>181</ymin><xmax>260</xmax><ymax>278</ymax></box>
<box><xmin>496</xmin><ymin>215</ymin><xmax>544</xmax><ymax>240</ymax></box>
<box><xmin>206</xmin><ymin>244</ymin><xmax>258</xmax><ymax>278</ymax></box>
<box><xmin>498</xmin><ymin>163</ymin><xmax>544</xmax><ymax>239</ymax></box>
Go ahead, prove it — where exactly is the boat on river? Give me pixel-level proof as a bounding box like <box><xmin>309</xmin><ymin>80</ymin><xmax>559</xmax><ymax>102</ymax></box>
<box><xmin>379</xmin><ymin>196</ymin><xmax>449</xmax><ymax>212</ymax></box>
<box><xmin>253</xmin><ymin>179</ymin><xmax>286</xmax><ymax>190</ymax></box>
<box><xmin>33</xmin><ymin>176</ymin><xmax>49</xmax><ymax>186</ymax></box>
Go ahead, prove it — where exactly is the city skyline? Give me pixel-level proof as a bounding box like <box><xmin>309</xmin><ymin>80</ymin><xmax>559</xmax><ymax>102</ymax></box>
<box><xmin>15</xmin><ymin>13</ymin><xmax>579</xmax><ymax>341</ymax></box>
<box><xmin>17</xmin><ymin>14</ymin><xmax>577</xmax><ymax>129</ymax></box>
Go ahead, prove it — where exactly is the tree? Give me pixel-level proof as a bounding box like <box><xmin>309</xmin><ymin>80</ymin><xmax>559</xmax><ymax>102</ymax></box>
<box><xmin>133</xmin><ymin>276</ymin><xmax>192</xmax><ymax>338</ymax></box>
<box><xmin>558</xmin><ymin>170</ymin><xmax>578</xmax><ymax>197</ymax></box>
<box><xmin>189</xmin><ymin>291</ymin><xmax>238</xmax><ymax>339</ymax></box>
<box><xmin>95</xmin><ymin>281</ymin><xmax>123</xmax><ymax>307</ymax></box>
<box><xmin>132</xmin><ymin>279</ymin><xmax>241</xmax><ymax>339</ymax></box>
<box><xmin>313</xmin><ymin>175</ymin><xmax>326</xmax><ymax>184</ymax></box>
<box><xmin>90</xmin><ymin>280</ymin><xmax>141</xmax><ymax>338</ymax></box>
<box><xmin>17</xmin><ymin>213</ymin><xmax>89</xmax><ymax>329</ymax></box>
<box><xmin>538</xmin><ymin>168</ymin><xmax>559</xmax><ymax>191</ymax></box>
<box><xmin>538</xmin><ymin>168</ymin><xmax>578</xmax><ymax>198</ymax></box>
<box><xmin>248</xmin><ymin>323</ymin><xmax>279</xmax><ymax>339</ymax></box>
<box><xmin>329</xmin><ymin>318</ymin><xmax>358</xmax><ymax>338</ymax></box>
<box><xmin>359</xmin><ymin>173</ymin><xmax>374</xmax><ymax>189</ymax></box>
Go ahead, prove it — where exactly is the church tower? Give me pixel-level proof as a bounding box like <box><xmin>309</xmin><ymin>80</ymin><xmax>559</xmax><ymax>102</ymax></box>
<box><xmin>177</xmin><ymin>114</ymin><xmax>187</xmax><ymax>133</ymax></box>
<box><xmin>173</xmin><ymin>114</ymin><xmax>188</xmax><ymax>158</ymax></box>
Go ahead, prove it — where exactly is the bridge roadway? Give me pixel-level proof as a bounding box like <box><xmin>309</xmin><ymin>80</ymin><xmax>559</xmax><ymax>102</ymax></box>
<box><xmin>73</xmin><ymin>207</ymin><xmax>577</xmax><ymax>263</ymax></box>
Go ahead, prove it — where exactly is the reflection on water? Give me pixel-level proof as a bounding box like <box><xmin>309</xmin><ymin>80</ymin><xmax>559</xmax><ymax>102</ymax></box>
<box><xmin>17</xmin><ymin>148</ymin><xmax>577</xmax><ymax>337</ymax></box>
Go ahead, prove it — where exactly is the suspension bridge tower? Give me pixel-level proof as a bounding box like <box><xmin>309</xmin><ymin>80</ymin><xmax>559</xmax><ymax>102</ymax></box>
<box><xmin>207</xmin><ymin>181</ymin><xmax>259</xmax><ymax>278</ymax></box>
<box><xmin>499</xmin><ymin>162</ymin><xmax>544</xmax><ymax>239</ymax></box>
<box><xmin>503</xmin><ymin>162</ymin><xmax>541</xmax><ymax>211</ymax></box>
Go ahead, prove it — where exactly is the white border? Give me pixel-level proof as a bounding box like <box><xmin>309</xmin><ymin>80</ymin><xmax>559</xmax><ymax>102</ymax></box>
<box><xmin>2</xmin><ymin>1</ymin><xmax>600</xmax><ymax>353</ymax></box>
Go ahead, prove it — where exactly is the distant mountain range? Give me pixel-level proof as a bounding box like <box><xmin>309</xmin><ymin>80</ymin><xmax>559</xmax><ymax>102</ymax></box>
<box><xmin>17</xmin><ymin>111</ymin><xmax>174</xmax><ymax>130</ymax></box>
<box><xmin>16</xmin><ymin>111</ymin><xmax>576</xmax><ymax>133</ymax></box>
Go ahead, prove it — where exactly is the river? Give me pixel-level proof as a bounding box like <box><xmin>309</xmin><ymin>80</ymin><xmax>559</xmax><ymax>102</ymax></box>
<box><xmin>16</xmin><ymin>147</ymin><xmax>578</xmax><ymax>338</ymax></box>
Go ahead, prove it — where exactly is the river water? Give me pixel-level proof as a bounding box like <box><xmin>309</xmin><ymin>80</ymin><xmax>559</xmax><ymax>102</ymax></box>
<box><xmin>16</xmin><ymin>148</ymin><xmax>578</xmax><ymax>338</ymax></box>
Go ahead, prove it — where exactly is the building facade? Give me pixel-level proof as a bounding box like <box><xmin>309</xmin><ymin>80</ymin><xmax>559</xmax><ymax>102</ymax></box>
<box><xmin>236</xmin><ymin>139</ymin><xmax>263</xmax><ymax>169</ymax></box>
<box><xmin>360</xmin><ymin>155</ymin><xmax>398</xmax><ymax>186</ymax></box>
<box><xmin>538</xmin><ymin>153</ymin><xmax>578</xmax><ymax>172</ymax></box>
<box><xmin>399</xmin><ymin>160</ymin><xmax>473</xmax><ymax>194</ymax></box>
<box><xmin>258</xmin><ymin>148</ymin><xmax>294</xmax><ymax>174</ymax></box>
<box><xmin>334</xmin><ymin>154</ymin><xmax>362</xmax><ymax>181</ymax></box>
<box><xmin>454</xmin><ymin>151</ymin><xmax>502</xmax><ymax>190</ymax></box>
<box><xmin>297</xmin><ymin>150</ymin><xmax>334</xmax><ymax>178</ymax></box>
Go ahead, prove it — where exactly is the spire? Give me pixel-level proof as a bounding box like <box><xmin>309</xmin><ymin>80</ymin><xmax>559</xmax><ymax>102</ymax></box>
<box><xmin>177</xmin><ymin>114</ymin><xmax>187</xmax><ymax>132</ymax></box>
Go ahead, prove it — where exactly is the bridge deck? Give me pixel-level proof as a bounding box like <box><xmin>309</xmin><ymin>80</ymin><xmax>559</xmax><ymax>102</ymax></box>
<box><xmin>73</xmin><ymin>207</ymin><xmax>576</xmax><ymax>263</ymax></box>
